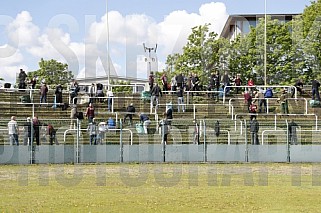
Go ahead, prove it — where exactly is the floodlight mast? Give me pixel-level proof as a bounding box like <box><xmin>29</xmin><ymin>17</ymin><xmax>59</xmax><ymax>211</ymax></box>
<box><xmin>143</xmin><ymin>43</ymin><xmax>158</xmax><ymax>78</ymax></box>
<box><xmin>264</xmin><ymin>0</ymin><xmax>267</xmax><ymax>87</ymax></box>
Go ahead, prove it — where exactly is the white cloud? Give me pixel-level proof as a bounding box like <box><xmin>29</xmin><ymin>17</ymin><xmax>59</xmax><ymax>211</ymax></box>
<box><xmin>7</xmin><ymin>11</ymin><xmax>40</xmax><ymax>47</ymax></box>
<box><xmin>0</xmin><ymin>2</ymin><xmax>229</xmax><ymax>84</ymax></box>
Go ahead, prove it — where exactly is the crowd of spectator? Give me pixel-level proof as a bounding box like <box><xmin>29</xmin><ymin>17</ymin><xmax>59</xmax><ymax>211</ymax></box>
<box><xmin>6</xmin><ymin>69</ymin><xmax>320</xmax><ymax>146</ymax></box>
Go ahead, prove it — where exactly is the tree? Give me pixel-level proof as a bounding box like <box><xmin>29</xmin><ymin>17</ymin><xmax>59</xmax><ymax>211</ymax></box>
<box><xmin>226</xmin><ymin>16</ymin><xmax>293</xmax><ymax>85</ymax></box>
<box><xmin>294</xmin><ymin>0</ymin><xmax>321</xmax><ymax>81</ymax></box>
<box><xmin>166</xmin><ymin>24</ymin><xmax>223</xmax><ymax>86</ymax></box>
<box><xmin>28</xmin><ymin>58</ymin><xmax>74</xmax><ymax>86</ymax></box>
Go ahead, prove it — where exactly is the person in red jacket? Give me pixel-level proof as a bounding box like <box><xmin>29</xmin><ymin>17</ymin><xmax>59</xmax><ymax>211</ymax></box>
<box><xmin>234</xmin><ymin>74</ymin><xmax>242</xmax><ymax>94</ymax></box>
<box><xmin>85</xmin><ymin>103</ymin><xmax>95</xmax><ymax>123</ymax></box>
<box><xmin>247</xmin><ymin>78</ymin><xmax>255</xmax><ymax>95</ymax></box>
<box><xmin>249</xmin><ymin>101</ymin><xmax>257</xmax><ymax>120</ymax></box>
<box><xmin>243</xmin><ymin>91</ymin><xmax>252</xmax><ymax>112</ymax></box>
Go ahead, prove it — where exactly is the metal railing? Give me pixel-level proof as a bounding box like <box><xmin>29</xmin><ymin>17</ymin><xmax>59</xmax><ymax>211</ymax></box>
<box><xmin>222</xmin><ymin>85</ymin><xmax>297</xmax><ymax>103</ymax></box>
<box><xmin>228</xmin><ymin>97</ymin><xmax>308</xmax><ymax>118</ymax></box>
<box><xmin>63</xmin><ymin>128</ymin><xmax>133</xmax><ymax>145</ymax></box>
<box><xmin>234</xmin><ymin>113</ymin><xmax>318</xmax><ymax>130</ymax></box>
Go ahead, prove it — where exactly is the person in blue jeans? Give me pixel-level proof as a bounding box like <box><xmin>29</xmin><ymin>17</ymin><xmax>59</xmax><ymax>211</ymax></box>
<box><xmin>87</xmin><ymin>118</ymin><xmax>97</xmax><ymax>145</ymax></box>
<box><xmin>139</xmin><ymin>113</ymin><xmax>151</xmax><ymax>134</ymax></box>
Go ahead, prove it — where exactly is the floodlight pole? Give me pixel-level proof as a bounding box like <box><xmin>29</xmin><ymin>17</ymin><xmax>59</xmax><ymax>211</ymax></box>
<box><xmin>143</xmin><ymin>43</ymin><xmax>157</xmax><ymax>78</ymax></box>
<box><xmin>106</xmin><ymin>0</ymin><xmax>111</xmax><ymax>90</ymax></box>
<box><xmin>264</xmin><ymin>0</ymin><xmax>267</xmax><ymax>87</ymax></box>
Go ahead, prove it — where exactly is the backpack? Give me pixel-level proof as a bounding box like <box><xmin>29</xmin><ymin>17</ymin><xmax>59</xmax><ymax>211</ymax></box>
<box><xmin>264</xmin><ymin>89</ymin><xmax>273</xmax><ymax>98</ymax></box>
<box><xmin>249</xmin><ymin>104</ymin><xmax>257</xmax><ymax>113</ymax></box>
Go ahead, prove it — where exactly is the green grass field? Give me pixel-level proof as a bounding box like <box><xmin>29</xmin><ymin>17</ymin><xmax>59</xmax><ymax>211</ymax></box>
<box><xmin>1</xmin><ymin>163</ymin><xmax>321</xmax><ymax>212</ymax></box>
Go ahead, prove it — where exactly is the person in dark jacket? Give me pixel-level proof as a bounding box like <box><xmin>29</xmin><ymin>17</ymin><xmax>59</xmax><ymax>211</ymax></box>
<box><xmin>312</xmin><ymin>79</ymin><xmax>320</xmax><ymax>101</ymax></box>
<box><xmin>39</xmin><ymin>83</ymin><xmax>48</xmax><ymax>104</ymax></box>
<box><xmin>177</xmin><ymin>88</ymin><xmax>185</xmax><ymax>112</ymax></box>
<box><xmin>215</xmin><ymin>120</ymin><xmax>220</xmax><ymax>137</ymax></box>
<box><xmin>166</xmin><ymin>103</ymin><xmax>173</xmax><ymax>128</ymax></box>
<box><xmin>124</xmin><ymin>103</ymin><xmax>136</xmax><ymax>126</ymax></box>
<box><xmin>250</xmin><ymin>117</ymin><xmax>260</xmax><ymax>145</ymax></box>
<box><xmin>151</xmin><ymin>83</ymin><xmax>162</xmax><ymax>109</ymax></box>
<box><xmin>291</xmin><ymin>79</ymin><xmax>304</xmax><ymax>98</ymax></box>
<box><xmin>33</xmin><ymin>116</ymin><xmax>41</xmax><ymax>146</ymax></box>
<box><xmin>288</xmin><ymin>119</ymin><xmax>298</xmax><ymax>145</ymax></box>
<box><xmin>149</xmin><ymin>72</ymin><xmax>155</xmax><ymax>91</ymax></box>
<box><xmin>176</xmin><ymin>73</ymin><xmax>184</xmax><ymax>90</ymax></box>
<box><xmin>18</xmin><ymin>68</ymin><xmax>27</xmax><ymax>90</ymax></box>
<box><xmin>159</xmin><ymin>112</ymin><xmax>170</xmax><ymax>144</ymax></box>
<box><xmin>55</xmin><ymin>84</ymin><xmax>63</xmax><ymax>106</ymax></box>
<box><xmin>140</xmin><ymin>113</ymin><xmax>151</xmax><ymax>134</ymax></box>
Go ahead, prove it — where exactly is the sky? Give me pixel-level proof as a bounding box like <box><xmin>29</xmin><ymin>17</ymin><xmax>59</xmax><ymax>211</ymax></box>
<box><xmin>0</xmin><ymin>0</ymin><xmax>312</xmax><ymax>85</ymax></box>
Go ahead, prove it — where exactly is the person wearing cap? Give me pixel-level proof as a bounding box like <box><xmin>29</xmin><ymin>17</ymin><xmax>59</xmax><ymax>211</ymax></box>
<box><xmin>8</xmin><ymin>116</ymin><xmax>19</xmax><ymax>145</ymax></box>
<box><xmin>124</xmin><ymin>103</ymin><xmax>135</xmax><ymax>126</ymax></box>
<box><xmin>23</xmin><ymin>117</ymin><xmax>32</xmax><ymax>145</ymax></box>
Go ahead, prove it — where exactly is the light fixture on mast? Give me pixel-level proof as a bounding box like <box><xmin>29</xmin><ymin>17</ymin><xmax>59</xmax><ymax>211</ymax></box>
<box><xmin>143</xmin><ymin>43</ymin><xmax>158</xmax><ymax>78</ymax></box>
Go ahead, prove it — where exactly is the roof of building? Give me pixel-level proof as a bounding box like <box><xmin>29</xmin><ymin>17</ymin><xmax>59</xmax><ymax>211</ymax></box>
<box><xmin>220</xmin><ymin>13</ymin><xmax>300</xmax><ymax>38</ymax></box>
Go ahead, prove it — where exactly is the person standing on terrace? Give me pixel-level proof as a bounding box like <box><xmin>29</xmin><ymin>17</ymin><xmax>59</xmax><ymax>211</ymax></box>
<box><xmin>161</xmin><ymin>73</ymin><xmax>168</xmax><ymax>92</ymax></box>
<box><xmin>106</xmin><ymin>89</ymin><xmax>114</xmax><ymax>112</ymax></box>
<box><xmin>8</xmin><ymin>116</ymin><xmax>19</xmax><ymax>145</ymax></box>
<box><xmin>85</xmin><ymin>103</ymin><xmax>95</xmax><ymax>123</ymax></box>
<box><xmin>291</xmin><ymin>79</ymin><xmax>304</xmax><ymax>98</ymax></box>
<box><xmin>39</xmin><ymin>82</ymin><xmax>48</xmax><ymax>105</ymax></box>
<box><xmin>311</xmin><ymin>78</ymin><xmax>320</xmax><ymax>101</ymax></box>
<box><xmin>55</xmin><ymin>84</ymin><xmax>63</xmax><ymax>106</ymax></box>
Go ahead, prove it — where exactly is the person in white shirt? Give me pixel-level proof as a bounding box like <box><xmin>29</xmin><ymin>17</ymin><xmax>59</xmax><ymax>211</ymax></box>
<box><xmin>88</xmin><ymin>83</ymin><xmax>96</xmax><ymax>103</ymax></box>
<box><xmin>107</xmin><ymin>90</ymin><xmax>114</xmax><ymax>112</ymax></box>
<box><xmin>8</xmin><ymin>116</ymin><xmax>19</xmax><ymax>145</ymax></box>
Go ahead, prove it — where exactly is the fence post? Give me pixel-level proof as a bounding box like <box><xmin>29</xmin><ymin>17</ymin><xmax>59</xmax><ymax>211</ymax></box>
<box><xmin>30</xmin><ymin>119</ymin><xmax>34</xmax><ymax>164</ymax></box>
<box><xmin>161</xmin><ymin>122</ymin><xmax>166</xmax><ymax>163</ymax></box>
<box><xmin>120</xmin><ymin>119</ymin><xmax>123</xmax><ymax>163</ymax></box>
<box><xmin>76</xmin><ymin>118</ymin><xmax>80</xmax><ymax>164</ymax></box>
<box><xmin>203</xmin><ymin>120</ymin><xmax>207</xmax><ymax>163</ymax></box>
<box><xmin>244</xmin><ymin>119</ymin><xmax>248</xmax><ymax>162</ymax></box>
<box><xmin>286</xmin><ymin>120</ymin><xmax>290</xmax><ymax>163</ymax></box>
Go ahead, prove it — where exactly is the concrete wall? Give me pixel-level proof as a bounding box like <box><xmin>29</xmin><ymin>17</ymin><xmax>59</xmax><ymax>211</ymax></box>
<box><xmin>1</xmin><ymin>144</ymin><xmax>321</xmax><ymax>164</ymax></box>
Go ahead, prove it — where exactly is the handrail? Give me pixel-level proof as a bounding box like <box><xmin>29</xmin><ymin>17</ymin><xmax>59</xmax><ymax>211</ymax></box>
<box><xmin>223</xmin><ymin>85</ymin><xmax>297</xmax><ymax>104</ymax></box>
<box><xmin>71</xmin><ymin>96</ymin><xmax>143</xmax><ymax>113</ymax></box>
<box><xmin>261</xmin><ymin>129</ymin><xmax>285</xmax><ymax>145</ymax></box>
<box><xmin>186</xmin><ymin>90</ymin><xmax>221</xmax><ymax>105</ymax></box>
<box><xmin>228</xmin><ymin>97</ymin><xmax>308</xmax><ymax>116</ymax></box>
<box><xmin>234</xmin><ymin>113</ymin><xmax>318</xmax><ymax>130</ymax></box>
<box><xmin>63</xmin><ymin>128</ymin><xmax>133</xmax><ymax>145</ymax></box>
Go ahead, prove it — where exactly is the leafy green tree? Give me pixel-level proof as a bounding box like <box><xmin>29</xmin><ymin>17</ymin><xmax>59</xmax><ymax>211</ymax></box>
<box><xmin>28</xmin><ymin>58</ymin><xmax>74</xmax><ymax>86</ymax></box>
<box><xmin>110</xmin><ymin>80</ymin><xmax>133</xmax><ymax>93</ymax></box>
<box><xmin>166</xmin><ymin>24</ymin><xmax>223</xmax><ymax>86</ymax></box>
<box><xmin>226</xmin><ymin>16</ymin><xmax>293</xmax><ymax>85</ymax></box>
<box><xmin>294</xmin><ymin>0</ymin><xmax>321</xmax><ymax>81</ymax></box>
